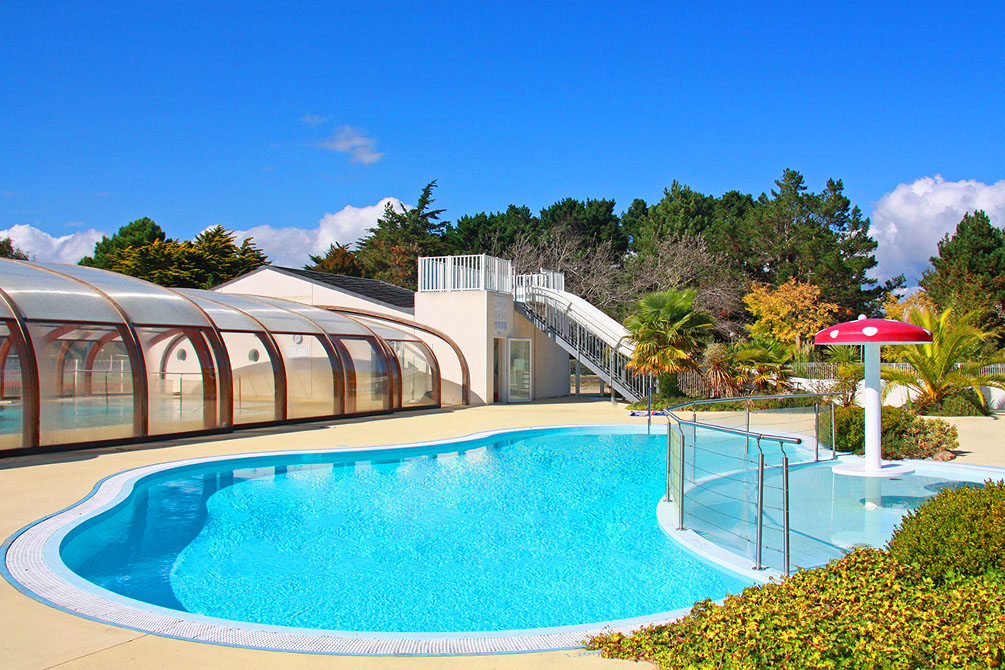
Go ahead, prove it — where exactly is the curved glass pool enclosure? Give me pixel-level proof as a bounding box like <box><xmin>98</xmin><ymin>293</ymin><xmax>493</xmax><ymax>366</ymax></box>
<box><xmin>0</xmin><ymin>260</ymin><xmax>441</xmax><ymax>453</ymax></box>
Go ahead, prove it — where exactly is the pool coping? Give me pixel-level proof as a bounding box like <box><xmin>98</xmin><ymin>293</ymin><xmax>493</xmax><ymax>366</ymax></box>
<box><xmin>2</xmin><ymin>424</ymin><xmax>712</xmax><ymax>656</ymax></box>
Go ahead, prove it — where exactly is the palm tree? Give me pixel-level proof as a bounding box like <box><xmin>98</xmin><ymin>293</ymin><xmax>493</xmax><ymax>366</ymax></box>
<box><xmin>823</xmin><ymin>344</ymin><xmax>863</xmax><ymax>407</ymax></box>
<box><xmin>882</xmin><ymin>306</ymin><xmax>1005</xmax><ymax>412</ymax></box>
<box><xmin>700</xmin><ymin>342</ymin><xmax>744</xmax><ymax>398</ymax></box>
<box><xmin>734</xmin><ymin>338</ymin><xmax>795</xmax><ymax>394</ymax></box>
<box><xmin>624</xmin><ymin>290</ymin><xmax>713</xmax><ymax>394</ymax></box>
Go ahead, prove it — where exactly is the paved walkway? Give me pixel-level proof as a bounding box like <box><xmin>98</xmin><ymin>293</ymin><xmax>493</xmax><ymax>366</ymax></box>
<box><xmin>2</xmin><ymin>399</ymin><xmax>1002</xmax><ymax>669</ymax></box>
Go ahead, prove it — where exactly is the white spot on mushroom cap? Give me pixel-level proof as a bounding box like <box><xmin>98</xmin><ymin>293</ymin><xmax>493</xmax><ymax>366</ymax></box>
<box><xmin>830</xmin><ymin>330</ymin><xmax>839</xmax><ymax>339</ymax></box>
<box><xmin>862</xmin><ymin>326</ymin><xmax>878</xmax><ymax>337</ymax></box>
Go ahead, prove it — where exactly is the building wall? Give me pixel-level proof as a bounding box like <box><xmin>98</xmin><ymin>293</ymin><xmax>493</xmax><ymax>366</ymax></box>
<box><xmin>415</xmin><ymin>291</ymin><xmax>492</xmax><ymax>404</ymax></box>
<box><xmin>415</xmin><ymin>290</ymin><xmax>570</xmax><ymax>405</ymax></box>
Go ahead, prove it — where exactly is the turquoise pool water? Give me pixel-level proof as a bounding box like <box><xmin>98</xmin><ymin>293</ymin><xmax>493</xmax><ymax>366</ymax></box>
<box><xmin>53</xmin><ymin>425</ymin><xmax>999</xmax><ymax>635</ymax></box>
<box><xmin>60</xmin><ymin>427</ymin><xmax>751</xmax><ymax>633</ymax></box>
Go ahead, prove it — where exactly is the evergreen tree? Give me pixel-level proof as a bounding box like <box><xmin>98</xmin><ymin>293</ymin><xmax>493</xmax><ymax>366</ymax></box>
<box><xmin>80</xmin><ymin>217</ymin><xmax>166</xmax><ymax>268</ymax></box>
<box><xmin>305</xmin><ymin>242</ymin><xmax>363</xmax><ymax>276</ymax></box>
<box><xmin>634</xmin><ymin>181</ymin><xmax>715</xmax><ymax>255</ymax></box>
<box><xmin>356</xmin><ymin>180</ymin><xmax>447</xmax><ymax>290</ymax></box>
<box><xmin>620</xmin><ymin>198</ymin><xmax>649</xmax><ymax>250</ymax></box>
<box><xmin>100</xmin><ymin>225</ymin><xmax>268</xmax><ymax>288</ymax></box>
<box><xmin>539</xmin><ymin>197</ymin><xmax>627</xmax><ymax>255</ymax></box>
<box><xmin>920</xmin><ymin>210</ymin><xmax>1005</xmax><ymax>334</ymax></box>
<box><xmin>0</xmin><ymin>236</ymin><xmax>28</xmax><ymax>260</ymax></box>
<box><xmin>443</xmin><ymin>205</ymin><xmax>539</xmax><ymax>256</ymax></box>
<box><xmin>190</xmin><ymin>226</ymin><xmax>269</xmax><ymax>288</ymax></box>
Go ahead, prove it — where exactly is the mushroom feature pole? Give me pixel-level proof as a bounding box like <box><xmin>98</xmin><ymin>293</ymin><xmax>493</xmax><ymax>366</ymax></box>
<box><xmin>814</xmin><ymin>315</ymin><xmax>932</xmax><ymax>478</ymax></box>
<box><xmin>862</xmin><ymin>340</ymin><xmax>882</xmax><ymax>472</ymax></box>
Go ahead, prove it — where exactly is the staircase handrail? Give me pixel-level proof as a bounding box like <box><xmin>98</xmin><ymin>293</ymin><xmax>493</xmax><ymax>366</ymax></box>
<box><xmin>520</xmin><ymin>285</ymin><xmax>634</xmax><ymax>356</ymax></box>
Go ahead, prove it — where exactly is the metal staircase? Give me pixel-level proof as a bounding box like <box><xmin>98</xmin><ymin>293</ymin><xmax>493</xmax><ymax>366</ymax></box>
<box><xmin>417</xmin><ymin>255</ymin><xmax>647</xmax><ymax>403</ymax></box>
<box><xmin>514</xmin><ymin>275</ymin><xmax>647</xmax><ymax>402</ymax></box>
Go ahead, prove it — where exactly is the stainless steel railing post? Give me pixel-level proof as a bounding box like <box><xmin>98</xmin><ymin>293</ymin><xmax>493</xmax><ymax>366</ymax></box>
<box><xmin>755</xmin><ymin>448</ymin><xmax>764</xmax><ymax>570</ymax></box>
<box><xmin>647</xmin><ymin>375</ymin><xmax>652</xmax><ymax>435</ymax></box>
<box><xmin>814</xmin><ymin>401</ymin><xmax>820</xmax><ymax>461</ymax></box>
<box><xmin>782</xmin><ymin>451</ymin><xmax>790</xmax><ymax>577</ymax></box>
<box><xmin>677</xmin><ymin>430</ymin><xmax>685</xmax><ymax>530</ymax></box>
<box><xmin>831</xmin><ymin>400</ymin><xmax>837</xmax><ymax>460</ymax></box>
<box><xmin>665</xmin><ymin>427</ymin><xmax>672</xmax><ymax>503</ymax></box>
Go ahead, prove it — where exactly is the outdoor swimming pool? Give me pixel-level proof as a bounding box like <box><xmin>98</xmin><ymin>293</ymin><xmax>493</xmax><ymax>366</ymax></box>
<box><xmin>57</xmin><ymin>427</ymin><xmax>750</xmax><ymax>633</ymax></box>
<box><xmin>5</xmin><ymin>424</ymin><xmax>1002</xmax><ymax>654</ymax></box>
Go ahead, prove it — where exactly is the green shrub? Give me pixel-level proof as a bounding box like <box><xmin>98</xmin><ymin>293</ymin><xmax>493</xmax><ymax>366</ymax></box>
<box><xmin>888</xmin><ymin>479</ymin><xmax>1005</xmax><ymax>581</ymax></box>
<box><xmin>916</xmin><ymin>389</ymin><xmax>990</xmax><ymax>417</ymax></box>
<box><xmin>832</xmin><ymin>405</ymin><xmax>957</xmax><ymax>459</ymax></box>
<box><xmin>584</xmin><ymin>548</ymin><xmax>1005</xmax><ymax>669</ymax></box>
<box><xmin>627</xmin><ymin>395</ymin><xmax>818</xmax><ymax>412</ymax></box>
<box><xmin>902</xmin><ymin>416</ymin><xmax>959</xmax><ymax>458</ymax></box>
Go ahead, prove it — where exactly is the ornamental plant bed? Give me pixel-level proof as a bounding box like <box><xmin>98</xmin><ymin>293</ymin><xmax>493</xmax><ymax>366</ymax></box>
<box><xmin>584</xmin><ymin>481</ymin><xmax>1005</xmax><ymax>669</ymax></box>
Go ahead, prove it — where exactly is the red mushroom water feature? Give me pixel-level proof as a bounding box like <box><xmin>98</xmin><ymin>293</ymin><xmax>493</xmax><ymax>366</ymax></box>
<box><xmin>814</xmin><ymin>316</ymin><xmax>933</xmax><ymax>477</ymax></box>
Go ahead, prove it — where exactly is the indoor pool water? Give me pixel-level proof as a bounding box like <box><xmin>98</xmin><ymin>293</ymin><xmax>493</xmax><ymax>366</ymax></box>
<box><xmin>56</xmin><ymin>426</ymin><xmax>991</xmax><ymax>634</ymax></box>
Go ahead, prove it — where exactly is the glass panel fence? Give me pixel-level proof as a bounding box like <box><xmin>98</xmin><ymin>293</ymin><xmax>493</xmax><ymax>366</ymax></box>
<box><xmin>139</xmin><ymin>327</ymin><xmax>219</xmax><ymax>435</ymax></box>
<box><xmin>274</xmin><ymin>333</ymin><xmax>338</xmax><ymax>420</ymax></box>
<box><xmin>338</xmin><ymin>336</ymin><xmax>389</xmax><ymax>413</ymax></box>
<box><xmin>29</xmin><ymin>322</ymin><xmax>135</xmax><ymax>446</ymax></box>
<box><xmin>0</xmin><ymin>322</ymin><xmax>23</xmax><ymax>450</ymax></box>
<box><xmin>221</xmin><ymin>331</ymin><xmax>277</xmax><ymax>424</ymax></box>
<box><xmin>666</xmin><ymin>395</ymin><xmax>837</xmax><ymax>575</ymax></box>
<box><xmin>390</xmin><ymin>340</ymin><xmax>437</xmax><ymax>407</ymax></box>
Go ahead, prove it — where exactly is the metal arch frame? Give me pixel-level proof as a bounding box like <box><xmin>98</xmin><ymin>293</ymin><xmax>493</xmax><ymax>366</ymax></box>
<box><xmin>159</xmin><ymin>289</ymin><xmax>235</xmax><ymax>429</ymax></box>
<box><xmin>0</xmin><ymin>335</ymin><xmax>12</xmax><ymax>400</ymax></box>
<box><xmin>144</xmin><ymin>328</ymin><xmax>219</xmax><ymax>429</ymax></box>
<box><xmin>383</xmin><ymin>338</ymin><xmax>441</xmax><ymax>408</ymax></box>
<box><xmin>0</xmin><ymin>289</ymin><xmax>40</xmax><ymax>447</ymax></box>
<box><xmin>185</xmin><ymin>293</ymin><xmax>289</xmax><ymax>423</ymax></box>
<box><xmin>207</xmin><ymin>293</ymin><xmax>359</xmax><ymax>420</ymax></box>
<box><xmin>82</xmin><ymin>330</ymin><xmax>129</xmax><ymax>396</ymax></box>
<box><xmin>24</xmin><ymin>263</ymin><xmax>151</xmax><ymax>438</ymax></box>
<box><xmin>155</xmin><ymin>289</ymin><xmax>234</xmax><ymax>427</ymax></box>
<box><xmin>319</xmin><ymin>305</ymin><xmax>469</xmax><ymax>406</ymax></box>
<box><xmin>332</xmin><ymin>313</ymin><xmax>396</xmax><ymax>413</ymax></box>
<box><xmin>375</xmin><ymin>335</ymin><xmax>402</xmax><ymax>410</ymax></box>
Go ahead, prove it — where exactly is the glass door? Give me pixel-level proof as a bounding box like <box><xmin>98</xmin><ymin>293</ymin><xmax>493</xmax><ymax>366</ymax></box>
<box><xmin>508</xmin><ymin>338</ymin><xmax>531</xmax><ymax>402</ymax></box>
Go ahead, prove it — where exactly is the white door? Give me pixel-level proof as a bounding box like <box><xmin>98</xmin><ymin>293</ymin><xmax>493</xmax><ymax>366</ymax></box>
<box><xmin>508</xmin><ymin>338</ymin><xmax>531</xmax><ymax>402</ymax></box>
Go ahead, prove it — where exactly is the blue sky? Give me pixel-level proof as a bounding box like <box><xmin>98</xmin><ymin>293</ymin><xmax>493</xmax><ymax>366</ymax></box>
<box><xmin>1</xmin><ymin>1</ymin><xmax>1003</xmax><ymax>283</ymax></box>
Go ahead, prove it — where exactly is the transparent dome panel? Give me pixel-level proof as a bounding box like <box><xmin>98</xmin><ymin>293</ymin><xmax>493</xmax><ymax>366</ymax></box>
<box><xmin>0</xmin><ymin>261</ymin><xmax>123</xmax><ymax>324</ymax></box>
<box><xmin>41</xmin><ymin>265</ymin><xmax>210</xmax><ymax>328</ymax></box>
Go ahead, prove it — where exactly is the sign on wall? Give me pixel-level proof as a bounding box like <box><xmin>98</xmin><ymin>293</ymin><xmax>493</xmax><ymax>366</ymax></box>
<box><xmin>493</xmin><ymin>295</ymin><xmax>510</xmax><ymax>336</ymax></box>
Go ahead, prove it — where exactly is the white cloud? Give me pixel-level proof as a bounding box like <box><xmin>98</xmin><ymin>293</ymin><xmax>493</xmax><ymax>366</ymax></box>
<box><xmin>0</xmin><ymin>197</ymin><xmax>407</xmax><ymax>269</ymax></box>
<box><xmin>0</xmin><ymin>223</ymin><xmax>104</xmax><ymax>263</ymax></box>
<box><xmin>317</xmin><ymin>126</ymin><xmax>384</xmax><ymax>165</ymax></box>
<box><xmin>235</xmin><ymin>197</ymin><xmax>405</xmax><ymax>267</ymax></box>
<box><xmin>299</xmin><ymin>113</ymin><xmax>328</xmax><ymax>127</ymax></box>
<box><xmin>871</xmin><ymin>175</ymin><xmax>1005</xmax><ymax>283</ymax></box>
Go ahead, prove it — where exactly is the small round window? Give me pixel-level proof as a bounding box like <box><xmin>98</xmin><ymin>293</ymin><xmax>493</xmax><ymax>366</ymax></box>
<box><xmin>248</xmin><ymin>349</ymin><xmax>260</xmax><ymax>362</ymax></box>
<box><xmin>176</xmin><ymin>349</ymin><xmax>187</xmax><ymax>361</ymax></box>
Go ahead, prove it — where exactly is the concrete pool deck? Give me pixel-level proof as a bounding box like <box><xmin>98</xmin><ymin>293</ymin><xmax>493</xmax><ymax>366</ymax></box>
<box><xmin>3</xmin><ymin>399</ymin><xmax>1003</xmax><ymax>669</ymax></box>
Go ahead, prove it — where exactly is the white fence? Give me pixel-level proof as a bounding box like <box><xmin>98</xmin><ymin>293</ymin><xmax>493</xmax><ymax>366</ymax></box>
<box><xmin>514</xmin><ymin>270</ymin><xmax>565</xmax><ymax>301</ymax></box>
<box><xmin>417</xmin><ymin>255</ymin><xmax>513</xmax><ymax>293</ymax></box>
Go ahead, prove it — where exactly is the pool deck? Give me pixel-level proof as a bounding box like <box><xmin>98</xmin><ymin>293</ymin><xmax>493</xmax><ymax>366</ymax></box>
<box><xmin>2</xmin><ymin>399</ymin><xmax>1003</xmax><ymax>669</ymax></box>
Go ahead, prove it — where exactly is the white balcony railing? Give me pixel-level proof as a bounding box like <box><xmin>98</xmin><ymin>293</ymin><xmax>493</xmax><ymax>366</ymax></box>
<box><xmin>418</xmin><ymin>255</ymin><xmax>513</xmax><ymax>293</ymax></box>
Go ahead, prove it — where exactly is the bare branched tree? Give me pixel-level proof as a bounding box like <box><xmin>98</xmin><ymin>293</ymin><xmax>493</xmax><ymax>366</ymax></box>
<box><xmin>625</xmin><ymin>234</ymin><xmax>747</xmax><ymax>337</ymax></box>
<box><xmin>509</xmin><ymin>233</ymin><xmax>632</xmax><ymax>314</ymax></box>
